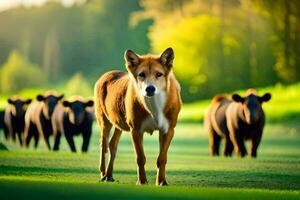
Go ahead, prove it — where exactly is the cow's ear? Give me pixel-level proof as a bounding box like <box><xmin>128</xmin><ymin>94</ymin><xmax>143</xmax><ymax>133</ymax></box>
<box><xmin>232</xmin><ymin>94</ymin><xmax>245</xmax><ymax>103</ymax></box>
<box><xmin>260</xmin><ymin>93</ymin><xmax>271</xmax><ymax>103</ymax></box>
<box><xmin>85</xmin><ymin>100</ymin><xmax>94</xmax><ymax>107</ymax></box>
<box><xmin>58</xmin><ymin>94</ymin><xmax>64</xmax><ymax>100</ymax></box>
<box><xmin>160</xmin><ymin>47</ymin><xmax>174</xmax><ymax>72</ymax></box>
<box><xmin>25</xmin><ymin>99</ymin><xmax>32</xmax><ymax>104</ymax></box>
<box><xmin>125</xmin><ymin>49</ymin><xmax>140</xmax><ymax>74</ymax></box>
<box><xmin>36</xmin><ymin>94</ymin><xmax>45</xmax><ymax>101</ymax></box>
<box><xmin>7</xmin><ymin>98</ymin><xmax>14</xmax><ymax>104</ymax></box>
<box><xmin>63</xmin><ymin>101</ymin><xmax>71</xmax><ymax>107</ymax></box>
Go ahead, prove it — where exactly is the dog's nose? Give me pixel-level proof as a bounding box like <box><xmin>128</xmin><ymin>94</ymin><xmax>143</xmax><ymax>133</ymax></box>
<box><xmin>145</xmin><ymin>85</ymin><xmax>155</xmax><ymax>96</ymax></box>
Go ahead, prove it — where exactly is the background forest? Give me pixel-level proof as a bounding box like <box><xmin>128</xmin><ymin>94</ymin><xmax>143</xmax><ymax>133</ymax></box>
<box><xmin>0</xmin><ymin>0</ymin><xmax>299</xmax><ymax>101</ymax></box>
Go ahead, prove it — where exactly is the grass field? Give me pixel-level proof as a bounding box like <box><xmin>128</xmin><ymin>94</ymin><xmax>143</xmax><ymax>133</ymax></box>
<box><xmin>0</xmin><ymin>122</ymin><xmax>299</xmax><ymax>199</ymax></box>
<box><xmin>0</xmin><ymin>83</ymin><xmax>299</xmax><ymax>199</ymax></box>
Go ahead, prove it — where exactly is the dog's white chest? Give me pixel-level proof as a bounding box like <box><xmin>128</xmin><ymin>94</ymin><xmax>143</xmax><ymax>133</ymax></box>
<box><xmin>140</xmin><ymin>92</ymin><xmax>169</xmax><ymax>134</ymax></box>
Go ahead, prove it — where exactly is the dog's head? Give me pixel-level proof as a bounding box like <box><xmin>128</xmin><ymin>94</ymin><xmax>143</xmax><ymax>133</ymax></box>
<box><xmin>124</xmin><ymin>48</ymin><xmax>174</xmax><ymax>98</ymax></box>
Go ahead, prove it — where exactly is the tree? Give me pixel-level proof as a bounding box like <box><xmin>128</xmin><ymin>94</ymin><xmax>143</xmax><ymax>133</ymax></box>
<box><xmin>0</xmin><ymin>50</ymin><xmax>46</xmax><ymax>93</ymax></box>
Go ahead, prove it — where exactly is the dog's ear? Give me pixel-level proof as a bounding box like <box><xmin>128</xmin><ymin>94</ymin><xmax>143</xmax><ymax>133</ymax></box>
<box><xmin>63</xmin><ymin>101</ymin><xmax>71</xmax><ymax>107</ymax></box>
<box><xmin>36</xmin><ymin>94</ymin><xmax>45</xmax><ymax>101</ymax></box>
<box><xmin>124</xmin><ymin>50</ymin><xmax>140</xmax><ymax>74</ymax></box>
<box><xmin>160</xmin><ymin>47</ymin><xmax>174</xmax><ymax>72</ymax></box>
<box><xmin>260</xmin><ymin>93</ymin><xmax>271</xmax><ymax>103</ymax></box>
<box><xmin>232</xmin><ymin>94</ymin><xmax>245</xmax><ymax>103</ymax></box>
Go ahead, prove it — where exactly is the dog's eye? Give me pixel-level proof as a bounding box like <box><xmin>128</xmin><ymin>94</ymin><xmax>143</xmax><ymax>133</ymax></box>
<box><xmin>156</xmin><ymin>72</ymin><xmax>163</xmax><ymax>78</ymax></box>
<box><xmin>138</xmin><ymin>72</ymin><xmax>146</xmax><ymax>78</ymax></box>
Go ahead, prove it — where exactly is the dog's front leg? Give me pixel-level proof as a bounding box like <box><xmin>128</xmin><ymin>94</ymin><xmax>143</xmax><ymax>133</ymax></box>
<box><xmin>156</xmin><ymin>128</ymin><xmax>174</xmax><ymax>186</ymax></box>
<box><xmin>131</xmin><ymin>130</ymin><xmax>147</xmax><ymax>185</ymax></box>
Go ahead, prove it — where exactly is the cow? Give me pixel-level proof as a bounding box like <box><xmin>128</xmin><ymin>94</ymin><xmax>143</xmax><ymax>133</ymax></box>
<box><xmin>52</xmin><ymin>97</ymin><xmax>94</xmax><ymax>152</ymax></box>
<box><xmin>0</xmin><ymin>110</ymin><xmax>8</xmax><ymax>139</ymax></box>
<box><xmin>3</xmin><ymin>97</ymin><xmax>32</xmax><ymax>146</ymax></box>
<box><xmin>24</xmin><ymin>92</ymin><xmax>63</xmax><ymax>150</ymax></box>
<box><xmin>205</xmin><ymin>89</ymin><xmax>271</xmax><ymax>157</ymax></box>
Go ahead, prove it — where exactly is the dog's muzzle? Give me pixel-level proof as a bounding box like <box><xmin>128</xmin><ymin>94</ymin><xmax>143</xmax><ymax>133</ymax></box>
<box><xmin>145</xmin><ymin>85</ymin><xmax>156</xmax><ymax>97</ymax></box>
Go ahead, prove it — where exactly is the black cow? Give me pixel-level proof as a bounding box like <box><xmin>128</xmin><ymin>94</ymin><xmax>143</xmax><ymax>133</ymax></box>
<box><xmin>4</xmin><ymin>97</ymin><xmax>32</xmax><ymax>146</ymax></box>
<box><xmin>0</xmin><ymin>110</ymin><xmax>8</xmax><ymax>139</ymax></box>
<box><xmin>24</xmin><ymin>92</ymin><xmax>64</xmax><ymax>149</ymax></box>
<box><xmin>52</xmin><ymin>98</ymin><xmax>94</xmax><ymax>152</ymax></box>
<box><xmin>205</xmin><ymin>89</ymin><xmax>271</xmax><ymax>157</ymax></box>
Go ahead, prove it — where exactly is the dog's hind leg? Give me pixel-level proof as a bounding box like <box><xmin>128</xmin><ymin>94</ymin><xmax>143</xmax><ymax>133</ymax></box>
<box><xmin>105</xmin><ymin>128</ymin><xmax>122</xmax><ymax>181</ymax></box>
<box><xmin>98</xmin><ymin>116</ymin><xmax>112</xmax><ymax>181</ymax></box>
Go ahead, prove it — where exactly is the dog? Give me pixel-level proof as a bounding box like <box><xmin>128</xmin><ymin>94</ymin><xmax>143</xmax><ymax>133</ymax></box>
<box><xmin>94</xmin><ymin>48</ymin><xmax>181</xmax><ymax>185</ymax></box>
<box><xmin>205</xmin><ymin>89</ymin><xmax>271</xmax><ymax>157</ymax></box>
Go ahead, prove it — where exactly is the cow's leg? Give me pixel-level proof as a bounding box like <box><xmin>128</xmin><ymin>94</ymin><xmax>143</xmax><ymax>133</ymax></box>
<box><xmin>53</xmin><ymin>131</ymin><xmax>61</xmax><ymax>151</ymax></box>
<box><xmin>3</xmin><ymin>126</ymin><xmax>8</xmax><ymax>140</ymax></box>
<box><xmin>11</xmin><ymin>130</ymin><xmax>16</xmax><ymax>142</ymax></box>
<box><xmin>250</xmin><ymin>131</ymin><xmax>263</xmax><ymax>158</ymax></box>
<box><xmin>17</xmin><ymin>132</ymin><xmax>23</xmax><ymax>147</ymax></box>
<box><xmin>82</xmin><ymin>129</ymin><xmax>92</xmax><ymax>152</ymax></box>
<box><xmin>235</xmin><ymin>134</ymin><xmax>247</xmax><ymax>157</ymax></box>
<box><xmin>209</xmin><ymin>126</ymin><xmax>221</xmax><ymax>156</ymax></box>
<box><xmin>131</xmin><ymin>131</ymin><xmax>147</xmax><ymax>185</ymax></box>
<box><xmin>25</xmin><ymin>123</ymin><xmax>34</xmax><ymax>148</ymax></box>
<box><xmin>65</xmin><ymin>131</ymin><xmax>76</xmax><ymax>152</ymax></box>
<box><xmin>33</xmin><ymin>131</ymin><xmax>39</xmax><ymax>149</ymax></box>
<box><xmin>223</xmin><ymin>136</ymin><xmax>234</xmax><ymax>157</ymax></box>
<box><xmin>105</xmin><ymin>128</ymin><xmax>122</xmax><ymax>182</ymax></box>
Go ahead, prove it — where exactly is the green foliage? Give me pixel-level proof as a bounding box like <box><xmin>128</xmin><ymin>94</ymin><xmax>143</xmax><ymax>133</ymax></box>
<box><xmin>0</xmin><ymin>0</ymin><xmax>299</xmax><ymax>101</ymax></box>
<box><xmin>65</xmin><ymin>72</ymin><xmax>93</xmax><ymax>97</ymax></box>
<box><xmin>0</xmin><ymin>51</ymin><xmax>45</xmax><ymax>93</ymax></box>
<box><xmin>151</xmin><ymin>15</ymin><xmax>222</xmax><ymax>97</ymax></box>
<box><xmin>0</xmin><ymin>0</ymin><xmax>150</xmax><ymax>81</ymax></box>
<box><xmin>136</xmin><ymin>0</ymin><xmax>299</xmax><ymax>101</ymax></box>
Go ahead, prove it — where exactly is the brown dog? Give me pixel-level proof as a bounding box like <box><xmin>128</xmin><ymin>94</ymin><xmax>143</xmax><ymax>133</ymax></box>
<box><xmin>94</xmin><ymin>48</ymin><xmax>181</xmax><ymax>186</ymax></box>
<box><xmin>205</xmin><ymin>89</ymin><xmax>271</xmax><ymax>157</ymax></box>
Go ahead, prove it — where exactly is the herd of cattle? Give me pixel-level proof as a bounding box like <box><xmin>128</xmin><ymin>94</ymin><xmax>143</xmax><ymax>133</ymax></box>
<box><xmin>0</xmin><ymin>91</ymin><xmax>94</xmax><ymax>152</ymax></box>
<box><xmin>0</xmin><ymin>89</ymin><xmax>271</xmax><ymax>157</ymax></box>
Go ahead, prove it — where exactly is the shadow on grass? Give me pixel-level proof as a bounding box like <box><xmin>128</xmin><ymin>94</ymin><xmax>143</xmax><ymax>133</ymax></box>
<box><xmin>1</xmin><ymin>165</ymin><xmax>299</xmax><ymax>190</ymax></box>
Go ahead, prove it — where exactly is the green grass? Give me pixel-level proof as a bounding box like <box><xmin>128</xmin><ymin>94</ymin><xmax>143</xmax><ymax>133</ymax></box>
<box><xmin>0</xmin><ymin>82</ymin><xmax>300</xmax><ymax>199</ymax></box>
<box><xmin>0</xmin><ymin>122</ymin><xmax>299</xmax><ymax>199</ymax></box>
